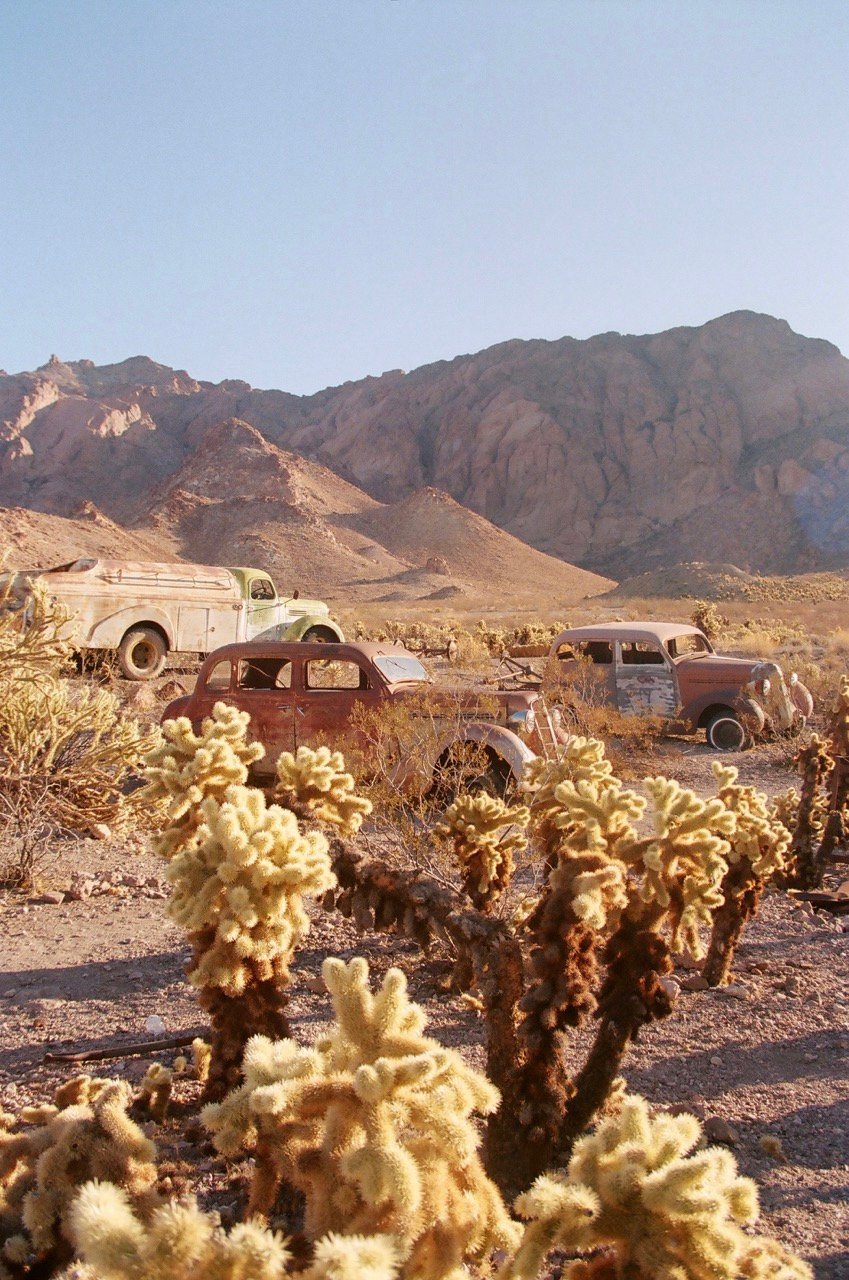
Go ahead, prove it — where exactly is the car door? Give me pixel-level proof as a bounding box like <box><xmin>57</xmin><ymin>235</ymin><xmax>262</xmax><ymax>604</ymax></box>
<box><xmin>295</xmin><ymin>655</ymin><xmax>381</xmax><ymax>747</ymax></box>
<box><xmin>615</xmin><ymin>641</ymin><xmax>678</xmax><ymax>717</ymax></box>
<box><xmin>230</xmin><ymin>655</ymin><xmax>296</xmax><ymax>770</ymax></box>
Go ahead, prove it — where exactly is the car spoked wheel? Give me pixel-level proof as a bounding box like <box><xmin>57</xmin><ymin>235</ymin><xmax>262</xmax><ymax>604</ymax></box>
<box><xmin>705</xmin><ymin>709</ymin><xmax>749</xmax><ymax>752</ymax></box>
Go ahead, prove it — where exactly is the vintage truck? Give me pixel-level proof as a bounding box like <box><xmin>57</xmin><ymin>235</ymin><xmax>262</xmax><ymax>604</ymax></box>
<box><xmin>548</xmin><ymin>621</ymin><xmax>813</xmax><ymax>751</ymax></box>
<box><xmin>1</xmin><ymin>559</ymin><xmax>344</xmax><ymax>679</ymax></box>
<box><xmin>163</xmin><ymin>639</ymin><xmax>565</xmax><ymax>792</ymax></box>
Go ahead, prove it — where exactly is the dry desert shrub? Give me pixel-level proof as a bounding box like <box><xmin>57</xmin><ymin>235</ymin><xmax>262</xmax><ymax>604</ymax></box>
<box><xmin>0</xmin><ymin>580</ymin><xmax>159</xmax><ymax>888</ymax></box>
<box><xmin>690</xmin><ymin>598</ymin><xmax>728</xmax><ymax>642</ymax></box>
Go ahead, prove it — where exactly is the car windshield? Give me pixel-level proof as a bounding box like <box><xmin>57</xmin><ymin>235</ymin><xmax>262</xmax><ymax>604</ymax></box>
<box><xmin>667</xmin><ymin>632</ymin><xmax>711</xmax><ymax>659</ymax></box>
<box><xmin>373</xmin><ymin>653</ymin><xmax>429</xmax><ymax>684</ymax></box>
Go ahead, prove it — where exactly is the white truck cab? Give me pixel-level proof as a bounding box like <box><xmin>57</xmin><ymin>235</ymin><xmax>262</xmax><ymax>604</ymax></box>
<box><xmin>2</xmin><ymin>559</ymin><xmax>344</xmax><ymax>678</ymax></box>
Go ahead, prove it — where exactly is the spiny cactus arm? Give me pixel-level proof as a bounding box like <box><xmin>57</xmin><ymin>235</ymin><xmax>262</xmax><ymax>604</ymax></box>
<box><xmin>275</xmin><ymin>746</ymin><xmax>372</xmax><ymax>837</ymax></box>
<box><xmin>703</xmin><ymin>764</ymin><xmax>793</xmax><ymax>987</ymax></box>
<box><xmin>69</xmin><ymin>1181</ymin><xmax>291</xmax><ymax>1280</ymax></box>
<box><xmin>437</xmin><ymin>792</ymin><xmax>529</xmax><ymax>911</ymax></box>
<box><xmin>142</xmin><ymin>703</ymin><xmax>265</xmax><ymax>858</ymax></box>
<box><xmin>497</xmin><ymin>1178</ymin><xmax>600</xmax><ymax>1280</ymax></box>
<box><xmin>297</xmin><ymin>1233</ymin><xmax>401</xmax><ymax>1280</ymax></box>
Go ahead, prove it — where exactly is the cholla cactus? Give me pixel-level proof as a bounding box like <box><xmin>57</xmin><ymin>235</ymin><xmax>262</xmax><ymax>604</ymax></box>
<box><xmin>204</xmin><ymin>957</ymin><xmax>519</xmax><ymax>1278</ymax></box>
<box><xmin>500</xmin><ymin>1094</ymin><xmax>812</xmax><ymax>1280</ymax></box>
<box><xmin>275</xmin><ymin>746</ymin><xmax>372</xmax><ymax>838</ymax></box>
<box><xmin>524</xmin><ymin>737</ymin><xmax>617</xmax><ymax>864</ymax></box>
<box><xmin>619</xmin><ymin>776</ymin><xmax>734</xmax><ymax>958</ymax></box>
<box><xmin>142</xmin><ymin>702</ymin><xmax>265</xmax><ymax>859</ymax></box>
<box><xmin>70</xmin><ymin>1181</ymin><xmax>290</xmax><ymax>1280</ymax></box>
<box><xmin>139</xmin><ymin>1064</ymin><xmax>173</xmax><ymax>1123</ymax></box>
<box><xmin>166</xmin><ymin>783</ymin><xmax>335</xmax><ymax>1098</ymax></box>
<box><xmin>0</xmin><ymin>1078</ymin><xmax>157</xmax><ymax>1271</ymax></box>
<box><xmin>437</xmin><ymin>793</ymin><xmax>530</xmax><ymax>911</ymax></box>
<box><xmin>703</xmin><ymin>764</ymin><xmax>792</xmax><ymax>987</ymax></box>
<box><xmin>70</xmin><ymin>1181</ymin><xmax>402</xmax><ymax>1280</ymax></box>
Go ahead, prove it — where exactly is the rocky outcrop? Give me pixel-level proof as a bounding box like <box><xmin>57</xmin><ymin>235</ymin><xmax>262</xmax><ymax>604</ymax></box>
<box><xmin>2</xmin><ymin>312</ymin><xmax>849</xmax><ymax>575</ymax></box>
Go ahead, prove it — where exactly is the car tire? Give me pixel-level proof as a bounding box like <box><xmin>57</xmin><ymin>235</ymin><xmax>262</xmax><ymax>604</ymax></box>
<box><xmin>117</xmin><ymin>626</ymin><xmax>167</xmax><ymax>680</ymax></box>
<box><xmin>705</xmin><ymin>709</ymin><xmax>750</xmax><ymax>752</ymax></box>
<box><xmin>301</xmin><ymin>626</ymin><xmax>338</xmax><ymax>643</ymax></box>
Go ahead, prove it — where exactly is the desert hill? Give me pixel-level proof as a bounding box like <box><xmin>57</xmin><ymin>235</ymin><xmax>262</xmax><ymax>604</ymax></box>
<box><xmin>0</xmin><ymin>415</ymin><xmax>611</xmax><ymax>604</ymax></box>
<box><xmin>3</xmin><ymin>311</ymin><xmax>849</xmax><ymax>579</ymax></box>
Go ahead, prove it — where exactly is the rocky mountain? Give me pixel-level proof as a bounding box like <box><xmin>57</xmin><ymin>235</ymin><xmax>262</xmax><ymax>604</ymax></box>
<box><xmin>2</xmin><ymin>311</ymin><xmax>849</xmax><ymax>582</ymax></box>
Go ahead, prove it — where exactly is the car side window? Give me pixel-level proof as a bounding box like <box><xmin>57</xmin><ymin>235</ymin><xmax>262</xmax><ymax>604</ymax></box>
<box><xmin>620</xmin><ymin>642</ymin><xmax>665</xmax><ymax>666</ymax></box>
<box><xmin>305</xmin><ymin>659</ymin><xmax>370</xmax><ymax>690</ymax></box>
<box><xmin>205</xmin><ymin>660</ymin><xmax>232</xmax><ymax>691</ymax></box>
<box><xmin>238</xmin><ymin>658</ymin><xmax>292</xmax><ymax>690</ymax></box>
<box><xmin>576</xmin><ymin>641</ymin><xmax>613</xmax><ymax>665</ymax></box>
<box><xmin>250</xmin><ymin>578</ymin><xmax>275</xmax><ymax>601</ymax></box>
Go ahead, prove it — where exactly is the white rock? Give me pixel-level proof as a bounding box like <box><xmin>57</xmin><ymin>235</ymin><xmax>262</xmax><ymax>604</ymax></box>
<box><xmin>144</xmin><ymin>1015</ymin><xmax>166</xmax><ymax>1036</ymax></box>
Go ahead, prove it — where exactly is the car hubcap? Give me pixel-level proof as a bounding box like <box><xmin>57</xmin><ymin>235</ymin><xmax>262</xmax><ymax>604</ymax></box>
<box><xmin>710</xmin><ymin>717</ymin><xmax>745</xmax><ymax>751</ymax></box>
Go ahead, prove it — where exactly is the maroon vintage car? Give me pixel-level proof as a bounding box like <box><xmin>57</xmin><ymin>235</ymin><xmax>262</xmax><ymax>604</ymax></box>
<box><xmin>163</xmin><ymin>640</ymin><xmax>563</xmax><ymax>791</ymax></box>
<box><xmin>548</xmin><ymin>622</ymin><xmax>813</xmax><ymax>751</ymax></box>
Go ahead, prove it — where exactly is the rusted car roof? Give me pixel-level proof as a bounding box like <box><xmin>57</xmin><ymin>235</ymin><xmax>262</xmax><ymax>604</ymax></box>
<box><xmin>552</xmin><ymin>622</ymin><xmax>705</xmax><ymax>647</ymax></box>
<box><xmin>199</xmin><ymin>640</ymin><xmax>416</xmax><ymax>663</ymax></box>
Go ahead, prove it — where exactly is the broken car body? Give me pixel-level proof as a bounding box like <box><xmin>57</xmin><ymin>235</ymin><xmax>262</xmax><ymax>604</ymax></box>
<box><xmin>548</xmin><ymin>622</ymin><xmax>813</xmax><ymax>751</ymax></box>
<box><xmin>163</xmin><ymin>640</ymin><xmax>564</xmax><ymax>790</ymax></box>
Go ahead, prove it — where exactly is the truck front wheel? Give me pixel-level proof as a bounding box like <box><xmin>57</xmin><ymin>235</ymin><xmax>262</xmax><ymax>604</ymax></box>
<box><xmin>118</xmin><ymin>626</ymin><xmax>168</xmax><ymax>680</ymax></box>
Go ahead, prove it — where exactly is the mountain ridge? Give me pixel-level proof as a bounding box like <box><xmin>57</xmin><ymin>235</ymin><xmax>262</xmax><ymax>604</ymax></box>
<box><xmin>3</xmin><ymin>310</ymin><xmax>849</xmax><ymax>583</ymax></box>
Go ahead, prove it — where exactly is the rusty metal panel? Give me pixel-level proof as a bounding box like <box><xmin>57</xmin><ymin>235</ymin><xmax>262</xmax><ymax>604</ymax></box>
<box><xmin>616</xmin><ymin>669</ymin><xmax>678</xmax><ymax>717</ymax></box>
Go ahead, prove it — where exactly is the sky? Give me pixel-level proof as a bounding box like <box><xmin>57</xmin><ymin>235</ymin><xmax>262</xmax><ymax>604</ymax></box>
<box><xmin>1</xmin><ymin>0</ymin><xmax>847</xmax><ymax>395</ymax></box>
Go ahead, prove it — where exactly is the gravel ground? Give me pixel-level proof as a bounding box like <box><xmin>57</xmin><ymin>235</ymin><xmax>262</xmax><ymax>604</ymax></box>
<box><xmin>0</xmin><ymin>823</ymin><xmax>847</xmax><ymax>1278</ymax></box>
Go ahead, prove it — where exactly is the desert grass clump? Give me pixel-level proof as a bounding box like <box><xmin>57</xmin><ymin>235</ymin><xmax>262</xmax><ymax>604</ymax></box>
<box><xmin>203</xmin><ymin>957</ymin><xmax>519</xmax><ymax>1279</ymax></box>
<box><xmin>0</xmin><ymin>1078</ymin><xmax>157</xmax><ymax>1272</ymax></box>
<box><xmin>702</xmin><ymin>763</ymin><xmax>792</xmax><ymax>987</ymax></box>
<box><xmin>166</xmin><ymin>784</ymin><xmax>335</xmax><ymax>1099</ymax></box>
<box><xmin>274</xmin><ymin>745</ymin><xmax>373</xmax><ymax>837</ymax></box>
<box><xmin>499</xmin><ymin>1094</ymin><xmax>813</xmax><ymax>1280</ymax></box>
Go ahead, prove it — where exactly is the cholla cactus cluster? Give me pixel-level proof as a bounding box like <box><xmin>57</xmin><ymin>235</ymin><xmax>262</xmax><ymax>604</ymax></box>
<box><xmin>69</xmin><ymin>1183</ymin><xmax>401</xmax><ymax>1280</ymax></box>
<box><xmin>437</xmin><ymin>793</ymin><xmax>530</xmax><ymax>911</ymax></box>
<box><xmin>204</xmin><ymin>957</ymin><xmax>519</xmax><ymax>1278</ymax></box>
<box><xmin>501</xmin><ymin>1095</ymin><xmax>812</xmax><ymax>1280</ymax></box>
<box><xmin>703</xmin><ymin>764</ymin><xmax>792</xmax><ymax>987</ymax></box>
<box><xmin>142</xmin><ymin>702</ymin><xmax>265</xmax><ymax>858</ymax></box>
<box><xmin>144</xmin><ymin>707</ymin><xmax>337</xmax><ymax>1099</ymax></box>
<box><xmin>167</xmin><ymin>784</ymin><xmax>335</xmax><ymax>1097</ymax></box>
<box><xmin>275</xmin><ymin>745</ymin><xmax>373</xmax><ymax>837</ymax></box>
<box><xmin>0</xmin><ymin>1077</ymin><xmax>157</xmax><ymax>1271</ymax></box>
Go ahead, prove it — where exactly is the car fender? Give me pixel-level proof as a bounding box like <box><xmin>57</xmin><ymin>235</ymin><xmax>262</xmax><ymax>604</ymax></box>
<box><xmin>437</xmin><ymin>722</ymin><xmax>536</xmax><ymax>781</ymax></box>
<box><xmin>790</xmin><ymin>681</ymin><xmax>814</xmax><ymax>719</ymax></box>
<box><xmin>87</xmin><ymin>605</ymin><xmax>176</xmax><ymax>650</ymax></box>
<box><xmin>679</xmin><ymin>689</ymin><xmax>766</xmax><ymax>735</ymax></box>
<box><xmin>280</xmin><ymin>614</ymin><xmax>345</xmax><ymax>642</ymax></box>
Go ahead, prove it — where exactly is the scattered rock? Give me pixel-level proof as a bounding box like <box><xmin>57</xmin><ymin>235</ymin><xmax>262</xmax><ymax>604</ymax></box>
<box><xmin>31</xmin><ymin>891</ymin><xmax>65</xmax><ymax>905</ymax></box>
<box><xmin>703</xmin><ymin>1116</ymin><xmax>739</xmax><ymax>1146</ymax></box>
<box><xmin>680</xmin><ymin>974</ymin><xmax>710</xmax><ymax>992</ymax></box>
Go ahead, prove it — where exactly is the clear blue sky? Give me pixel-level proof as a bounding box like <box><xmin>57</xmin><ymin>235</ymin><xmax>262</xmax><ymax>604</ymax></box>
<box><xmin>1</xmin><ymin>0</ymin><xmax>847</xmax><ymax>394</ymax></box>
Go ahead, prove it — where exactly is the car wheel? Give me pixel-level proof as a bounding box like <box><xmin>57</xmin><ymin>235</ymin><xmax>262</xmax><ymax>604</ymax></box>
<box><xmin>432</xmin><ymin>746</ymin><xmax>511</xmax><ymax>805</ymax></box>
<box><xmin>705</xmin><ymin>709</ymin><xmax>750</xmax><ymax>752</ymax></box>
<box><xmin>301</xmin><ymin>625</ymin><xmax>338</xmax><ymax>643</ymax></box>
<box><xmin>118</xmin><ymin>626</ymin><xmax>167</xmax><ymax>680</ymax></box>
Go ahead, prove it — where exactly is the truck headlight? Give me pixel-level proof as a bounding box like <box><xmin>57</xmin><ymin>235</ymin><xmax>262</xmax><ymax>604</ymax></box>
<box><xmin>789</xmin><ymin>671</ymin><xmax>799</xmax><ymax>686</ymax></box>
<box><xmin>760</xmin><ymin>677</ymin><xmax>771</xmax><ymax>696</ymax></box>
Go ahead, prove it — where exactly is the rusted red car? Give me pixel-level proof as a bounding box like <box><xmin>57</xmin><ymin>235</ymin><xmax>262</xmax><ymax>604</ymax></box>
<box><xmin>163</xmin><ymin>640</ymin><xmax>562</xmax><ymax>790</ymax></box>
<box><xmin>548</xmin><ymin>622</ymin><xmax>813</xmax><ymax>751</ymax></box>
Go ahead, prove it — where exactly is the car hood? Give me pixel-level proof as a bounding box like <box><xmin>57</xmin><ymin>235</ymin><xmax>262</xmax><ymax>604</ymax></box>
<box><xmin>680</xmin><ymin>655</ymin><xmax>777</xmax><ymax>684</ymax></box>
